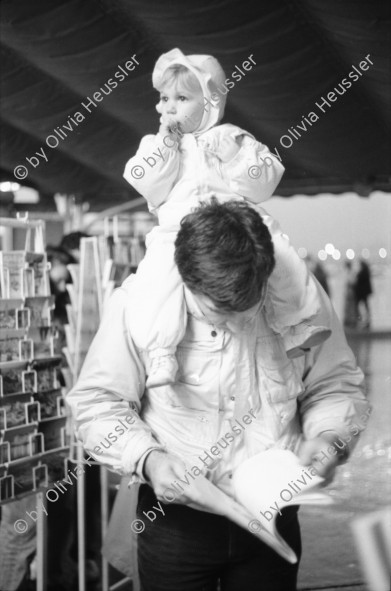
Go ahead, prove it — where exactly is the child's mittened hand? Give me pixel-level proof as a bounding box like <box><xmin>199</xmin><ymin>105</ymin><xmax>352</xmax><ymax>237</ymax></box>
<box><xmin>159</xmin><ymin>117</ymin><xmax>181</xmax><ymax>141</ymax></box>
<box><xmin>216</xmin><ymin>135</ymin><xmax>241</xmax><ymax>162</ymax></box>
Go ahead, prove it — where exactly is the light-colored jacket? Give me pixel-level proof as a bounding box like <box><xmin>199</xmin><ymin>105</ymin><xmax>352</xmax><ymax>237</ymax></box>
<box><xmin>123</xmin><ymin>46</ymin><xmax>285</xmax><ymax>226</ymax></box>
<box><xmin>67</xmin><ymin>276</ymin><xmax>368</xmax><ymax>497</ymax></box>
<box><xmin>124</xmin><ymin>123</ymin><xmax>284</xmax><ymax>227</ymax></box>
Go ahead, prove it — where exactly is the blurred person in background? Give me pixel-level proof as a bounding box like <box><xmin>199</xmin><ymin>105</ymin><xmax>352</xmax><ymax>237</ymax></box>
<box><xmin>343</xmin><ymin>260</ymin><xmax>358</xmax><ymax>329</ymax></box>
<box><xmin>47</xmin><ymin>245</ymin><xmax>74</xmax><ymax>331</ymax></box>
<box><xmin>354</xmin><ymin>259</ymin><xmax>373</xmax><ymax>329</ymax></box>
<box><xmin>59</xmin><ymin>231</ymin><xmax>90</xmax><ymax>263</ymax></box>
<box><xmin>306</xmin><ymin>254</ymin><xmax>330</xmax><ymax>296</ymax></box>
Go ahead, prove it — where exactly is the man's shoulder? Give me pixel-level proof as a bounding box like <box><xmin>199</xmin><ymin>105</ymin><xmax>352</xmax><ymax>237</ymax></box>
<box><xmin>119</xmin><ymin>274</ymin><xmax>136</xmax><ymax>292</ymax></box>
<box><xmin>101</xmin><ymin>275</ymin><xmax>135</xmax><ymax>318</ymax></box>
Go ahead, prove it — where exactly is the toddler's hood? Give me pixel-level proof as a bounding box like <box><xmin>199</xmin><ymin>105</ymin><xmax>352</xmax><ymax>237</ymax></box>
<box><xmin>152</xmin><ymin>48</ymin><xmax>226</xmax><ymax>135</ymax></box>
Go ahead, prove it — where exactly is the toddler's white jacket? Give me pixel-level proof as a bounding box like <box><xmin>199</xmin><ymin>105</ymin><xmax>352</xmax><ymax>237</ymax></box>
<box><xmin>122</xmin><ymin>48</ymin><xmax>322</xmax><ymax>357</ymax></box>
<box><xmin>125</xmin><ymin>122</ymin><xmax>283</xmax><ymax>226</ymax></box>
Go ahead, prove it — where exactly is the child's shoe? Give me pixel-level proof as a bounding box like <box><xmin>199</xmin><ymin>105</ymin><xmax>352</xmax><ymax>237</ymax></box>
<box><xmin>146</xmin><ymin>354</ymin><xmax>179</xmax><ymax>388</ymax></box>
<box><xmin>285</xmin><ymin>324</ymin><xmax>332</xmax><ymax>359</ymax></box>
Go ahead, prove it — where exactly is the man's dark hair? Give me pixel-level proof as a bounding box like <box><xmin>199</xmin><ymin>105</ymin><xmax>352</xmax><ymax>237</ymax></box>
<box><xmin>59</xmin><ymin>231</ymin><xmax>90</xmax><ymax>253</ymax></box>
<box><xmin>174</xmin><ymin>199</ymin><xmax>275</xmax><ymax>312</ymax></box>
<box><xmin>47</xmin><ymin>245</ymin><xmax>75</xmax><ymax>266</ymax></box>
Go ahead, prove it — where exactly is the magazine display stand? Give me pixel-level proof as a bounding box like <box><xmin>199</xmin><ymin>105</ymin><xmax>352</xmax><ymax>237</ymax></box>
<box><xmin>65</xmin><ymin>227</ymin><xmax>141</xmax><ymax>591</ymax></box>
<box><xmin>100</xmin><ymin>214</ymin><xmax>145</xmax><ymax>306</ymax></box>
<box><xmin>0</xmin><ymin>216</ymin><xmax>70</xmax><ymax>591</ymax></box>
<box><xmin>63</xmin><ymin>236</ymin><xmax>103</xmax><ymax>591</ymax></box>
<box><xmin>63</xmin><ymin>237</ymin><xmax>103</xmax><ymax>384</ymax></box>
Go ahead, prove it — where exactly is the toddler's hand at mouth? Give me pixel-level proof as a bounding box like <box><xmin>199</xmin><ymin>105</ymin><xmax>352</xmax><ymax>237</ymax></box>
<box><xmin>159</xmin><ymin>117</ymin><xmax>183</xmax><ymax>140</ymax></box>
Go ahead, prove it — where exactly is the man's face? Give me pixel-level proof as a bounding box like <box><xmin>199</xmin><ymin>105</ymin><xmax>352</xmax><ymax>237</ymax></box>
<box><xmin>157</xmin><ymin>79</ymin><xmax>204</xmax><ymax>133</ymax></box>
<box><xmin>193</xmin><ymin>292</ymin><xmax>266</xmax><ymax>333</ymax></box>
<box><xmin>49</xmin><ymin>262</ymin><xmax>70</xmax><ymax>293</ymax></box>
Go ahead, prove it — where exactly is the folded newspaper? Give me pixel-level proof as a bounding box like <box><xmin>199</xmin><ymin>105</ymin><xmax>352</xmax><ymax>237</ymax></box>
<box><xmin>184</xmin><ymin>449</ymin><xmax>333</xmax><ymax>564</ymax></box>
<box><xmin>231</xmin><ymin>449</ymin><xmax>333</xmax><ymax>563</ymax></box>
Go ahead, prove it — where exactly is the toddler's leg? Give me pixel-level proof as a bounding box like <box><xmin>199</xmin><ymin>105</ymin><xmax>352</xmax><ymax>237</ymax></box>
<box><xmin>128</xmin><ymin>226</ymin><xmax>187</xmax><ymax>387</ymax></box>
<box><xmin>259</xmin><ymin>210</ymin><xmax>331</xmax><ymax>357</ymax></box>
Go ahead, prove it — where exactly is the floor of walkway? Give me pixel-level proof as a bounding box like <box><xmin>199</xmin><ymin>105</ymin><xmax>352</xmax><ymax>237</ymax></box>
<box><xmin>298</xmin><ymin>335</ymin><xmax>391</xmax><ymax>591</ymax></box>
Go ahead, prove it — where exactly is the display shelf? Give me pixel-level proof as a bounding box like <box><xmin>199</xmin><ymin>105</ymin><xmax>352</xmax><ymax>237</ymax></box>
<box><xmin>62</xmin><ymin>237</ymin><xmax>103</xmax><ymax>382</ymax></box>
<box><xmin>1</xmin><ymin>443</ymin><xmax>70</xmax><ymax>471</ymax></box>
<box><xmin>0</xmin><ymin>251</ymin><xmax>50</xmax><ymax>299</ymax></box>
<box><xmin>0</xmin><ymin>420</ymin><xmax>67</xmax><ymax>463</ymax></box>
<box><xmin>0</xmin><ymin>298</ymin><xmax>25</xmax><ymax>329</ymax></box>
<box><xmin>0</xmin><ymin>459</ymin><xmax>47</xmax><ymax>502</ymax></box>
<box><xmin>0</xmin><ymin>392</ymin><xmax>34</xmax><ymax>429</ymax></box>
<box><xmin>0</xmin><ymin>216</ymin><xmax>68</xmax><ymax>506</ymax></box>
<box><xmin>0</xmin><ymin>215</ymin><xmax>76</xmax><ymax>591</ymax></box>
<box><xmin>60</xmin><ymin>216</ymin><xmax>147</xmax><ymax>591</ymax></box>
<box><xmin>0</xmin><ymin>352</ymin><xmax>29</xmax><ymax>369</ymax></box>
<box><xmin>0</xmin><ymin>448</ymin><xmax>71</xmax><ymax>503</ymax></box>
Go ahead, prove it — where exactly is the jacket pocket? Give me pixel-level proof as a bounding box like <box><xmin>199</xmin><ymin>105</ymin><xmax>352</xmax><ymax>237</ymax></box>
<box><xmin>255</xmin><ymin>333</ymin><xmax>303</xmax><ymax>411</ymax></box>
<box><xmin>173</xmin><ymin>346</ymin><xmax>222</xmax><ymax>412</ymax></box>
<box><xmin>176</xmin><ymin>347</ymin><xmax>220</xmax><ymax>386</ymax></box>
<box><xmin>176</xmin><ymin>315</ymin><xmax>224</xmax><ymax>386</ymax></box>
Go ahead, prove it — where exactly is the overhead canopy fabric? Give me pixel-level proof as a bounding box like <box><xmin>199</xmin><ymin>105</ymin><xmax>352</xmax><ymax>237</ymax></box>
<box><xmin>0</xmin><ymin>0</ymin><xmax>390</xmax><ymax>210</ymax></box>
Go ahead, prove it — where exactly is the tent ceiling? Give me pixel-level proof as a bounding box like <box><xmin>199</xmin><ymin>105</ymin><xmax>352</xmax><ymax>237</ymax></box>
<box><xmin>0</xmin><ymin>0</ymin><xmax>390</xmax><ymax>211</ymax></box>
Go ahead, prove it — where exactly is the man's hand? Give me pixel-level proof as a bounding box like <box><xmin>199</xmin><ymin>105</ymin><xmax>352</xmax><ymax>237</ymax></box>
<box><xmin>143</xmin><ymin>450</ymin><xmax>256</xmax><ymax>521</ymax></box>
<box><xmin>143</xmin><ymin>450</ymin><xmax>209</xmax><ymax>508</ymax></box>
<box><xmin>298</xmin><ymin>435</ymin><xmax>342</xmax><ymax>486</ymax></box>
<box><xmin>144</xmin><ymin>449</ymin><xmax>186</xmax><ymax>500</ymax></box>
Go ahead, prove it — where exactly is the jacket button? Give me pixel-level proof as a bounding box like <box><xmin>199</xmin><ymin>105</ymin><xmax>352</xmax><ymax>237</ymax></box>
<box><xmin>230</xmin><ymin>396</ymin><xmax>235</xmax><ymax>401</ymax></box>
<box><xmin>211</xmin><ymin>330</ymin><xmax>217</xmax><ymax>337</ymax></box>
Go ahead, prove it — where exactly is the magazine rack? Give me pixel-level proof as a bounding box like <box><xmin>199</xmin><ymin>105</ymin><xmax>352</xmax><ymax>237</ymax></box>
<box><xmin>0</xmin><ymin>215</ymin><xmax>70</xmax><ymax>591</ymax></box>
<box><xmin>65</xmin><ymin>232</ymin><xmax>138</xmax><ymax>591</ymax></box>
<box><xmin>62</xmin><ymin>237</ymin><xmax>103</xmax><ymax>384</ymax></box>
